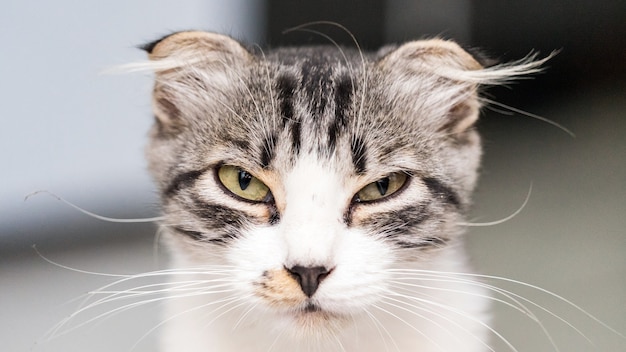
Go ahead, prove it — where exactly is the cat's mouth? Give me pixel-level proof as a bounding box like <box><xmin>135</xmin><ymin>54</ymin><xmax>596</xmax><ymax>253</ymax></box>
<box><xmin>302</xmin><ymin>302</ymin><xmax>321</xmax><ymax>313</ymax></box>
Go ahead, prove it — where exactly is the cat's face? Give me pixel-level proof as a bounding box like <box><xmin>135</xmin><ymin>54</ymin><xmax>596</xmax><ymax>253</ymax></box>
<box><xmin>145</xmin><ymin>32</ymin><xmax>483</xmax><ymax>335</ymax></box>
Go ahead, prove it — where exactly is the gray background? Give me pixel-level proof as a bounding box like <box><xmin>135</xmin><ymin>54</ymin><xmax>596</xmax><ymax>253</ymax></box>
<box><xmin>2</xmin><ymin>1</ymin><xmax>624</xmax><ymax>351</ymax></box>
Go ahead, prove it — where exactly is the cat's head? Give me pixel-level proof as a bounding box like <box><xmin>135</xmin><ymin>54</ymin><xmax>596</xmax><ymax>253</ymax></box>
<box><xmin>141</xmin><ymin>31</ymin><xmax>535</xmax><ymax>335</ymax></box>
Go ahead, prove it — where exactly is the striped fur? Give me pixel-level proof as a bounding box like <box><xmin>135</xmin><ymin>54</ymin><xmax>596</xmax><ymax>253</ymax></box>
<box><xmin>139</xmin><ymin>31</ymin><xmax>547</xmax><ymax>352</ymax></box>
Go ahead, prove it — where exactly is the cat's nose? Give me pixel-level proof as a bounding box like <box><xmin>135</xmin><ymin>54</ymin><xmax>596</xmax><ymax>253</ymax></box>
<box><xmin>286</xmin><ymin>265</ymin><xmax>332</xmax><ymax>297</ymax></box>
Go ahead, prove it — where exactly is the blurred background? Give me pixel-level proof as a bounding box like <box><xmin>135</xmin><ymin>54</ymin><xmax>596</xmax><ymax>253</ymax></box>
<box><xmin>1</xmin><ymin>1</ymin><xmax>624</xmax><ymax>351</ymax></box>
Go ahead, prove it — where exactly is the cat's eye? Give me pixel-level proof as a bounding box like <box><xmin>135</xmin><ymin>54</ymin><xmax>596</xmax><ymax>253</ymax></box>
<box><xmin>217</xmin><ymin>165</ymin><xmax>271</xmax><ymax>202</ymax></box>
<box><xmin>355</xmin><ymin>173</ymin><xmax>408</xmax><ymax>203</ymax></box>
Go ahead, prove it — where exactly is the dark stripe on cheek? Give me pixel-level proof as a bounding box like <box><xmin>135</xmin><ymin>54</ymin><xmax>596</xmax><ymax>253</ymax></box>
<box><xmin>164</xmin><ymin>169</ymin><xmax>207</xmax><ymax>197</ymax></box>
<box><xmin>359</xmin><ymin>204</ymin><xmax>450</xmax><ymax>250</ymax></box>
<box><xmin>170</xmin><ymin>225</ymin><xmax>234</xmax><ymax>245</ymax></box>
<box><xmin>350</xmin><ymin>136</ymin><xmax>367</xmax><ymax>174</ymax></box>
<box><xmin>185</xmin><ymin>196</ymin><xmax>248</xmax><ymax>243</ymax></box>
<box><xmin>170</xmin><ymin>226</ymin><xmax>204</xmax><ymax>241</ymax></box>
<box><xmin>360</xmin><ymin>204</ymin><xmax>429</xmax><ymax>235</ymax></box>
<box><xmin>396</xmin><ymin>236</ymin><xmax>449</xmax><ymax>249</ymax></box>
<box><xmin>190</xmin><ymin>197</ymin><xmax>247</xmax><ymax>228</ymax></box>
<box><xmin>423</xmin><ymin>177</ymin><xmax>461</xmax><ymax>208</ymax></box>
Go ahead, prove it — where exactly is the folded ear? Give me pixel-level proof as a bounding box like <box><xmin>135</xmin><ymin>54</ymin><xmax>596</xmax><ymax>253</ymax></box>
<box><xmin>379</xmin><ymin>39</ymin><xmax>483</xmax><ymax>74</ymax></box>
<box><xmin>141</xmin><ymin>31</ymin><xmax>254</xmax><ymax>135</ymax></box>
<box><xmin>142</xmin><ymin>31</ymin><xmax>253</xmax><ymax>64</ymax></box>
<box><xmin>377</xmin><ymin>39</ymin><xmax>484</xmax><ymax>134</ymax></box>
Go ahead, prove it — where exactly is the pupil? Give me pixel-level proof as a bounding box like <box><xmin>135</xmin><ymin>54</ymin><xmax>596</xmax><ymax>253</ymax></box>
<box><xmin>376</xmin><ymin>177</ymin><xmax>390</xmax><ymax>196</ymax></box>
<box><xmin>238</xmin><ymin>170</ymin><xmax>252</xmax><ymax>190</ymax></box>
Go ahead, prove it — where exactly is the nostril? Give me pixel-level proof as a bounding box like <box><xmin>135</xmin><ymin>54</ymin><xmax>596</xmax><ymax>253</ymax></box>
<box><xmin>286</xmin><ymin>265</ymin><xmax>332</xmax><ymax>297</ymax></box>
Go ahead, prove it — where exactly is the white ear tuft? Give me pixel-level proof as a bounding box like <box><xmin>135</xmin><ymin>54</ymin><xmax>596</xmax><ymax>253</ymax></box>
<box><xmin>379</xmin><ymin>38</ymin><xmax>552</xmax><ymax>85</ymax></box>
<box><xmin>378</xmin><ymin>39</ymin><xmax>552</xmax><ymax>133</ymax></box>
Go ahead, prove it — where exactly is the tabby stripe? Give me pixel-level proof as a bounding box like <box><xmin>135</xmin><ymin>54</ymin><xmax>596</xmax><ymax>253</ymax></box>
<box><xmin>396</xmin><ymin>236</ymin><xmax>449</xmax><ymax>249</ymax></box>
<box><xmin>231</xmin><ymin>139</ymin><xmax>250</xmax><ymax>151</ymax></box>
<box><xmin>361</xmin><ymin>204</ymin><xmax>430</xmax><ymax>238</ymax></box>
<box><xmin>171</xmin><ymin>226</ymin><xmax>233</xmax><ymax>245</ymax></box>
<box><xmin>300</xmin><ymin>59</ymin><xmax>331</xmax><ymax>117</ymax></box>
<box><xmin>170</xmin><ymin>226</ymin><xmax>204</xmax><ymax>241</ymax></box>
<box><xmin>422</xmin><ymin>177</ymin><xmax>461</xmax><ymax>208</ymax></box>
<box><xmin>164</xmin><ymin>168</ymin><xmax>208</xmax><ymax>197</ymax></box>
<box><xmin>350</xmin><ymin>135</ymin><xmax>367</xmax><ymax>174</ymax></box>
<box><xmin>260</xmin><ymin>133</ymin><xmax>277</xmax><ymax>168</ymax></box>
<box><xmin>334</xmin><ymin>75</ymin><xmax>353</xmax><ymax>127</ymax></box>
<box><xmin>276</xmin><ymin>74</ymin><xmax>301</xmax><ymax>155</ymax></box>
<box><xmin>277</xmin><ymin>74</ymin><xmax>297</xmax><ymax>125</ymax></box>
<box><xmin>189</xmin><ymin>196</ymin><xmax>247</xmax><ymax>229</ymax></box>
<box><xmin>290</xmin><ymin>121</ymin><xmax>301</xmax><ymax>155</ymax></box>
<box><xmin>328</xmin><ymin>76</ymin><xmax>353</xmax><ymax>152</ymax></box>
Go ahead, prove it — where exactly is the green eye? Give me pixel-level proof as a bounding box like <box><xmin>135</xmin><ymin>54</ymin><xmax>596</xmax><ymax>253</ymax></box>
<box><xmin>217</xmin><ymin>165</ymin><xmax>271</xmax><ymax>202</ymax></box>
<box><xmin>355</xmin><ymin>173</ymin><xmax>408</xmax><ymax>202</ymax></box>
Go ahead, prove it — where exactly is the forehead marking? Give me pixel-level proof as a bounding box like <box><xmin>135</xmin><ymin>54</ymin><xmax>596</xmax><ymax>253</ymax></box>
<box><xmin>300</xmin><ymin>58</ymin><xmax>333</xmax><ymax>118</ymax></box>
<box><xmin>350</xmin><ymin>135</ymin><xmax>367</xmax><ymax>175</ymax></box>
<box><xmin>259</xmin><ymin>133</ymin><xmax>277</xmax><ymax>169</ymax></box>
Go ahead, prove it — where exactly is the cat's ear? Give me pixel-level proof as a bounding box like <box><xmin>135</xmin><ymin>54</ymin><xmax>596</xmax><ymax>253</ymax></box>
<box><xmin>377</xmin><ymin>39</ymin><xmax>484</xmax><ymax>134</ymax></box>
<box><xmin>141</xmin><ymin>31</ymin><xmax>253</xmax><ymax>64</ymax></box>
<box><xmin>141</xmin><ymin>31</ymin><xmax>254</xmax><ymax>134</ymax></box>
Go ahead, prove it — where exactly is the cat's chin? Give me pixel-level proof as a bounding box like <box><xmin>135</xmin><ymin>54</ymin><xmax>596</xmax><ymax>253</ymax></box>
<box><xmin>272</xmin><ymin>303</ymin><xmax>350</xmax><ymax>336</ymax></box>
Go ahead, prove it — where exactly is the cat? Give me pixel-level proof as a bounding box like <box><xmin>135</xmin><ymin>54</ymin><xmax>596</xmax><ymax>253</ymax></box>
<box><xmin>137</xmin><ymin>30</ymin><xmax>549</xmax><ymax>352</ymax></box>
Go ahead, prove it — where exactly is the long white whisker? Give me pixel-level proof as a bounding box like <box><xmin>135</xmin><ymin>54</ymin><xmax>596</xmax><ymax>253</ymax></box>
<box><xmin>482</xmin><ymin>97</ymin><xmax>575</xmax><ymax>137</ymax></box>
<box><xmin>388</xmin><ymin>280</ymin><xmax>534</xmax><ymax>320</ymax></box>
<box><xmin>460</xmin><ymin>183</ymin><xmax>532</xmax><ymax>227</ymax></box>
<box><xmin>130</xmin><ymin>293</ymin><xmax>250</xmax><ymax>351</ymax></box>
<box><xmin>363</xmin><ymin>308</ymin><xmax>400</xmax><ymax>352</ymax></box>
<box><xmin>25</xmin><ymin>190</ymin><xmax>163</xmax><ymax>223</ymax></box>
<box><xmin>202</xmin><ymin>294</ymin><xmax>256</xmax><ymax>329</ymax></box>
<box><xmin>385</xmin><ymin>292</ymin><xmax>514</xmax><ymax>352</ymax></box>
<box><xmin>388</xmin><ymin>280</ymin><xmax>558</xmax><ymax>351</ymax></box>
<box><xmin>48</xmin><ymin>286</ymin><xmax>240</xmax><ymax>340</ymax></box>
<box><xmin>231</xmin><ymin>301</ymin><xmax>259</xmax><ymax>331</ymax></box>
<box><xmin>266</xmin><ymin>323</ymin><xmax>288</xmax><ymax>352</ymax></box>
<box><xmin>371</xmin><ymin>302</ymin><xmax>446</xmax><ymax>352</ymax></box>
<box><xmin>388</xmin><ymin>268</ymin><xmax>625</xmax><ymax>340</ymax></box>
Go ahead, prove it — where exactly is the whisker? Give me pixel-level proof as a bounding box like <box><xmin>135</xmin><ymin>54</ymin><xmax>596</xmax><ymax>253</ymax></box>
<box><xmin>202</xmin><ymin>294</ymin><xmax>256</xmax><ymax>328</ymax></box>
<box><xmin>48</xmin><ymin>285</ymin><xmax>240</xmax><ymax>340</ymax></box>
<box><xmin>387</xmin><ymin>268</ymin><xmax>625</xmax><ymax>341</ymax></box>
<box><xmin>231</xmin><ymin>301</ymin><xmax>259</xmax><ymax>331</ymax></box>
<box><xmin>34</xmin><ymin>246</ymin><xmax>132</xmax><ymax>278</ymax></box>
<box><xmin>388</xmin><ymin>280</ymin><xmax>536</xmax><ymax>321</ymax></box>
<box><xmin>362</xmin><ymin>308</ymin><xmax>400</xmax><ymax>352</ymax></box>
<box><xmin>371</xmin><ymin>302</ymin><xmax>446</xmax><ymax>352</ymax></box>
<box><xmin>481</xmin><ymin>97</ymin><xmax>575</xmax><ymax>137</ymax></box>
<box><xmin>459</xmin><ymin>183</ymin><xmax>531</xmax><ymax>227</ymax></box>
<box><xmin>382</xmin><ymin>293</ymin><xmax>510</xmax><ymax>352</ymax></box>
<box><xmin>25</xmin><ymin>190</ymin><xmax>163</xmax><ymax>223</ymax></box>
<box><xmin>389</xmin><ymin>280</ymin><xmax>555</xmax><ymax>351</ymax></box>
<box><xmin>266</xmin><ymin>323</ymin><xmax>288</xmax><ymax>352</ymax></box>
<box><xmin>38</xmin><ymin>253</ymin><xmax>243</xmax><ymax>340</ymax></box>
<box><xmin>130</xmin><ymin>293</ymin><xmax>250</xmax><ymax>351</ymax></box>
